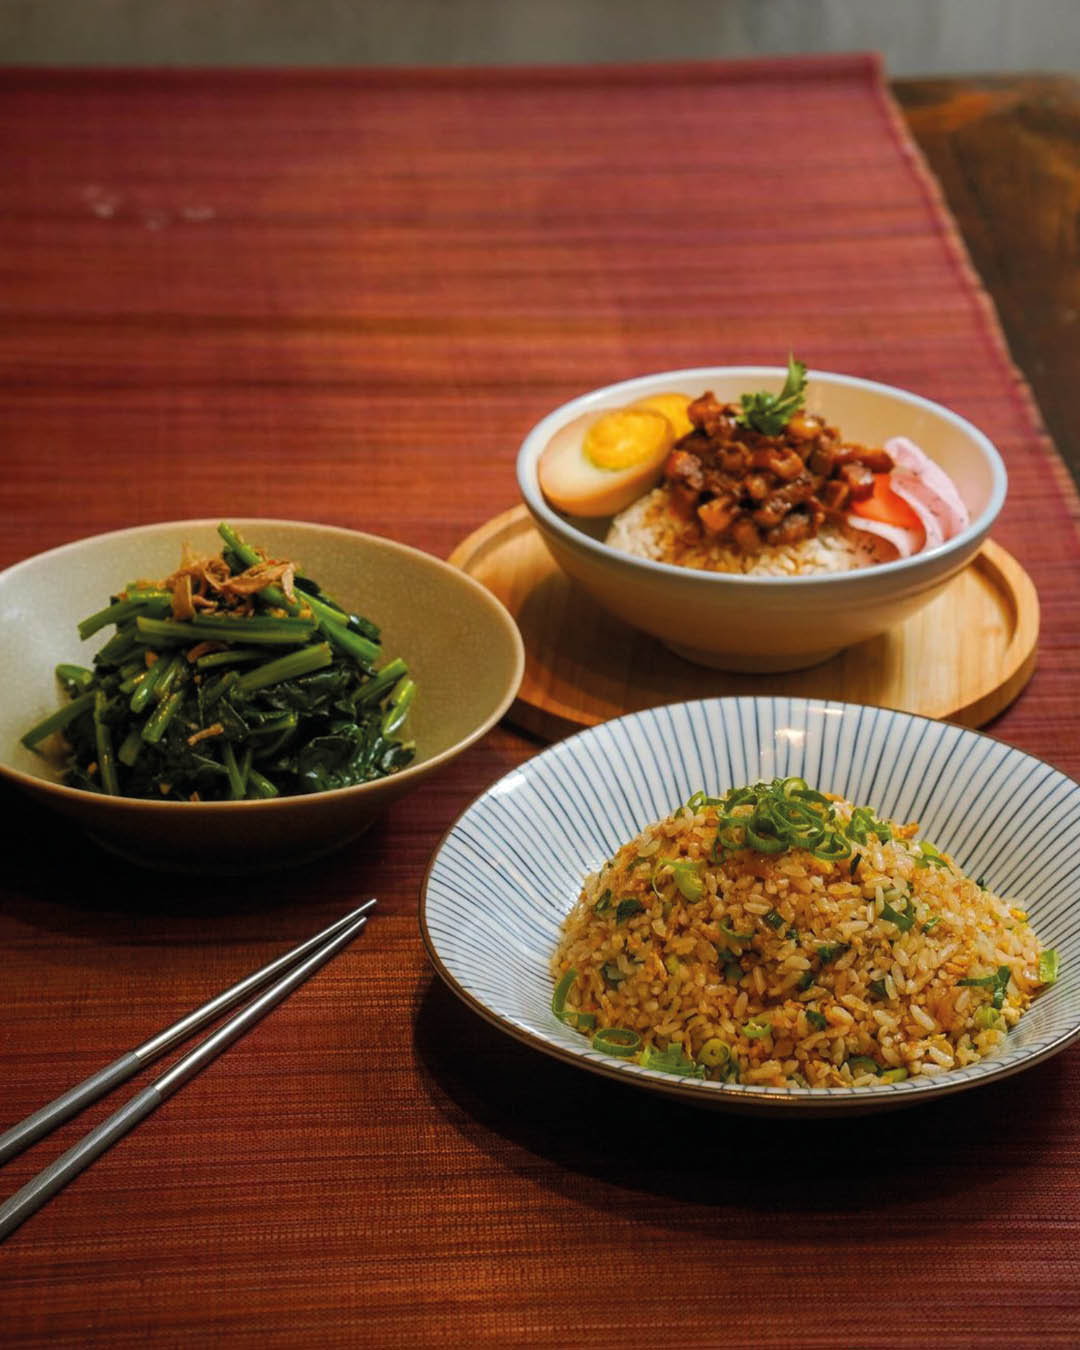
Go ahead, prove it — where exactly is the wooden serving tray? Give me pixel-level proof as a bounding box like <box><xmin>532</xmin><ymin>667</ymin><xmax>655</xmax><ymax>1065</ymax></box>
<box><xmin>449</xmin><ymin>505</ymin><xmax>1039</xmax><ymax>741</ymax></box>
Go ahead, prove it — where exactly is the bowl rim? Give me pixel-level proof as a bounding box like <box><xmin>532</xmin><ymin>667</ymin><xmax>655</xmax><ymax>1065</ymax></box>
<box><xmin>420</xmin><ymin>694</ymin><xmax>1080</xmax><ymax>1114</ymax></box>
<box><xmin>0</xmin><ymin>515</ymin><xmax>525</xmax><ymax>813</ymax></box>
<box><xmin>516</xmin><ymin>366</ymin><xmax>1008</xmax><ymax>587</ymax></box>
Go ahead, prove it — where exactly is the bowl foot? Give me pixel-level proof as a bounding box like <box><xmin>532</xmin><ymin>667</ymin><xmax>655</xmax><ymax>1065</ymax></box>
<box><xmin>84</xmin><ymin>826</ymin><xmax>369</xmax><ymax>874</ymax></box>
<box><xmin>662</xmin><ymin>640</ymin><xmax>844</xmax><ymax>673</ymax></box>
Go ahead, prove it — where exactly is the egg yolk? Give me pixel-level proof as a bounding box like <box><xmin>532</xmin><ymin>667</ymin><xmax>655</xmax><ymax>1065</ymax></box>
<box><xmin>537</xmin><ymin>391</ymin><xmax>693</xmax><ymax>517</ymax></box>
<box><xmin>631</xmin><ymin>393</ymin><xmax>694</xmax><ymax>440</ymax></box>
<box><xmin>583</xmin><ymin>409</ymin><xmax>673</xmax><ymax>470</ymax></box>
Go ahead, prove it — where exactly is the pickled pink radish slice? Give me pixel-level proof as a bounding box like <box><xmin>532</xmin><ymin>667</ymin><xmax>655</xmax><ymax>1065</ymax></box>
<box><xmin>885</xmin><ymin>436</ymin><xmax>970</xmax><ymax>548</ymax></box>
<box><xmin>844</xmin><ymin>514</ymin><xmax>924</xmax><ymax>559</ymax></box>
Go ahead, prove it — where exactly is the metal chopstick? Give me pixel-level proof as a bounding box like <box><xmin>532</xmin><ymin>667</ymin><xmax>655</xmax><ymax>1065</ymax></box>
<box><xmin>0</xmin><ymin>898</ymin><xmax>375</xmax><ymax>1168</ymax></box>
<box><xmin>0</xmin><ymin>903</ymin><xmax>374</xmax><ymax>1243</ymax></box>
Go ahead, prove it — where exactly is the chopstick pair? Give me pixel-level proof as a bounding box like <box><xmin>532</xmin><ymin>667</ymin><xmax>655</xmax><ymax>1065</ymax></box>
<box><xmin>0</xmin><ymin>899</ymin><xmax>376</xmax><ymax>1243</ymax></box>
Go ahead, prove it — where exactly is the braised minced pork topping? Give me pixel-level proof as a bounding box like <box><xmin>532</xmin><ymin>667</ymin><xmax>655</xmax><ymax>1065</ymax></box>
<box><xmin>663</xmin><ymin>392</ymin><xmax>894</xmax><ymax>553</ymax></box>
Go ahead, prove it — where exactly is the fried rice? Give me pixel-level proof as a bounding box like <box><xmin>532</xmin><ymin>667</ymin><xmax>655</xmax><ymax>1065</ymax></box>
<box><xmin>550</xmin><ymin>784</ymin><xmax>1055</xmax><ymax>1088</ymax></box>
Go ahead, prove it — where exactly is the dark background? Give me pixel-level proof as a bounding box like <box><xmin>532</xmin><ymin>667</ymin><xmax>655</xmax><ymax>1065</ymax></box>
<box><xmin>1</xmin><ymin>0</ymin><xmax>1078</xmax><ymax>74</ymax></box>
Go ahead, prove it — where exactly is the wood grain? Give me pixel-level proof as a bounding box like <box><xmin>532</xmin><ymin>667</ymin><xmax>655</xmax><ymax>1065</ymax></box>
<box><xmin>448</xmin><ymin>505</ymin><xmax>1039</xmax><ymax>736</ymax></box>
<box><xmin>894</xmin><ymin>75</ymin><xmax>1080</xmax><ymax>488</ymax></box>
<box><xmin>1</xmin><ymin>58</ymin><xmax>1080</xmax><ymax>1348</ymax></box>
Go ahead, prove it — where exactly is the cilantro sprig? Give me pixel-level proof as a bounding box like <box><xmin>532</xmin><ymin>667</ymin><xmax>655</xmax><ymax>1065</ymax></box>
<box><xmin>735</xmin><ymin>353</ymin><xmax>808</xmax><ymax>436</ymax></box>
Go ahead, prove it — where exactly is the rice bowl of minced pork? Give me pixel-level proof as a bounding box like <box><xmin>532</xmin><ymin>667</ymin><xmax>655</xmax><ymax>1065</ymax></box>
<box><xmin>420</xmin><ymin>697</ymin><xmax>1079</xmax><ymax>1113</ymax></box>
<box><xmin>516</xmin><ymin>367</ymin><xmax>1006</xmax><ymax>671</ymax></box>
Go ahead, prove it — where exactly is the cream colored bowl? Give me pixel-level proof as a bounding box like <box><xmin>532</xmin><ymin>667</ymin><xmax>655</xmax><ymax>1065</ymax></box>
<box><xmin>517</xmin><ymin>368</ymin><xmax>1007</xmax><ymax>671</ymax></box>
<box><xmin>0</xmin><ymin>519</ymin><xmax>524</xmax><ymax>871</ymax></box>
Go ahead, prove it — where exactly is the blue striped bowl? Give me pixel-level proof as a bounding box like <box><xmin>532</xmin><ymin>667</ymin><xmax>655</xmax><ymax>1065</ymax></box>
<box><xmin>421</xmin><ymin>698</ymin><xmax>1080</xmax><ymax>1112</ymax></box>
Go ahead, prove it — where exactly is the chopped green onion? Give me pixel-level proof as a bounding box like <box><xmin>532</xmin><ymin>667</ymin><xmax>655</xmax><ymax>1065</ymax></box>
<box><xmin>672</xmin><ymin>862</ymin><xmax>704</xmax><ymax>902</ymax></box>
<box><xmin>958</xmin><ymin>965</ymin><xmax>1012</xmax><ymax>1009</ymax></box>
<box><xmin>551</xmin><ymin>968</ymin><xmax>596</xmax><ymax>1031</ymax></box>
<box><xmin>869</xmin><ymin>978</ymin><xmax>889</xmax><ymax>999</ymax></box>
<box><xmin>743</xmin><ymin>1019</ymin><xmax>771</xmax><ymax>1040</ymax></box>
<box><xmin>698</xmin><ymin>1037</ymin><xmax>732</xmax><ymax>1068</ymax></box>
<box><xmin>640</xmin><ymin>1042</ymin><xmax>706</xmax><ymax>1079</ymax></box>
<box><xmin>881</xmin><ymin>891</ymin><xmax>915</xmax><ymax>933</ymax></box>
<box><xmin>1038</xmin><ymin>949</ymin><xmax>1060</xmax><ymax>986</ymax></box>
<box><xmin>593</xmin><ymin>1027</ymin><xmax>641</xmax><ymax>1058</ymax></box>
<box><xmin>745</xmin><ymin>822</ymin><xmax>787</xmax><ymax>854</ymax></box>
<box><xmin>816</xmin><ymin>942</ymin><xmax>849</xmax><ymax>965</ymax></box>
<box><xmin>879</xmin><ymin>1068</ymin><xmax>908</xmax><ymax>1083</ymax></box>
<box><xmin>594</xmin><ymin>888</ymin><xmax>613</xmax><ymax>915</ymax></box>
<box><xmin>915</xmin><ymin>840</ymin><xmax>949</xmax><ymax>869</ymax></box>
<box><xmin>763</xmin><ymin>908</ymin><xmax>784</xmax><ymax>931</ymax></box>
<box><xmin>846</xmin><ymin>1056</ymin><xmax>880</xmax><ymax>1076</ymax></box>
<box><xmin>974</xmin><ymin>1006</ymin><xmax>1001</xmax><ymax>1030</ymax></box>
<box><xmin>602</xmin><ymin>961</ymin><xmax>626</xmax><ymax>988</ymax></box>
<box><xmin>717</xmin><ymin>920</ymin><xmax>754</xmax><ymax>952</ymax></box>
<box><xmin>615</xmin><ymin>898</ymin><xmax>644</xmax><ymax>925</ymax></box>
<box><xmin>805</xmin><ymin>1009</ymin><xmax>828</xmax><ymax>1031</ymax></box>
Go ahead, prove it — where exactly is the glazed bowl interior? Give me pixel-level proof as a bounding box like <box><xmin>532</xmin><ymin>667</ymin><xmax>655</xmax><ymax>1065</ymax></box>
<box><xmin>0</xmin><ymin>519</ymin><xmax>524</xmax><ymax>871</ymax></box>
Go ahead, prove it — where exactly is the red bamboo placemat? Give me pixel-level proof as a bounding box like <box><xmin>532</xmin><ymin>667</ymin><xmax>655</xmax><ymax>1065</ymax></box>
<box><xmin>2</xmin><ymin>54</ymin><xmax>1079</xmax><ymax>1347</ymax></box>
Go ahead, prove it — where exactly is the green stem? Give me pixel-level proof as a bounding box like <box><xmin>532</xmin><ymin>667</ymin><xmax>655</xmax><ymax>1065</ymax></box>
<box><xmin>94</xmin><ymin>624</ymin><xmax>140</xmax><ymax>667</ymax></box>
<box><xmin>56</xmin><ymin>663</ymin><xmax>96</xmax><ymax>693</ymax></box>
<box><xmin>246</xmin><ymin>767</ymin><xmax>280</xmax><ymax>799</ymax></box>
<box><xmin>130</xmin><ymin>652</ymin><xmax>180</xmax><ymax>714</ymax></box>
<box><xmin>354</xmin><ymin>656</ymin><xmax>408</xmax><ymax>708</ymax></box>
<box><xmin>21</xmin><ymin>692</ymin><xmax>95</xmax><ymax>748</ymax></box>
<box><xmin>141</xmin><ymin>689</ymin><xmax>184</xmax><ymax>745</ymax></box>
<box><xmin>195</xmin><ymin>647</ymin><xmax>266</xmax><ymax>670</ymax></box>
<box><xmin>216</xmin><ymin>523</ymin><xmax>380</xmax><ymax>665</ymax></box>
<box><xmin>221</xmin><ymin>742</ymin><xmax>247</xmax><ymax>799</ymax></box>
<box><xmin>381</xmin><ymin>677</ymin><xmax>416</xmax><ymax>737</ymax></box>
<box><xmin>235</xmin><ymin>643</ymin><xmax>334</xmax><ymax>693</ymax></box>
<box><xmin>136</xmin><ymin>615</ymin><xmax>317</xmax><ymax>647</ymax></box>
<box><xmin>117</xmin><ymin>728</ymin><xmax>144</xmax><ymax>767</ymax></box>
<box><xmin>94</xmin><ymin>690</ymin><xmax>120</xmax><ymax>795</ymax></box>
<box><xmin>78</xmin><ymin>590</ymin><xmax>172</xmax><ymax>640</ymax></box>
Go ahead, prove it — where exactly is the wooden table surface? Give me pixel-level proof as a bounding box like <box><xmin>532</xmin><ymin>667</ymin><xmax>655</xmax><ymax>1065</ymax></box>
<box><xmin>2</xmin><ymin>57</ymin><xmax>1079</xmax><ymax>1347</ymax></box>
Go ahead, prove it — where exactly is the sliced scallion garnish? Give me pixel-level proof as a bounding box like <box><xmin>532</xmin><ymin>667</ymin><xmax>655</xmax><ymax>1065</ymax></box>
<box><xmin>593</xmin><ymin>1027</ymin><xmax>641</xmax><ymax>1058</ymax></box>
<box><xmin>551</xmin><ymin>968</ymin><xmax>597</xmax><ymax>1031</ymax></box>
<box><xmin>640</xmin><ymin>1042</ymin><xmax>706</xmax><ymax>1079</ymax></box>
<box><xmin>1037</xmin><ymin>949</ymin><xmax>1060</xmax><ymax>986</ymax></box>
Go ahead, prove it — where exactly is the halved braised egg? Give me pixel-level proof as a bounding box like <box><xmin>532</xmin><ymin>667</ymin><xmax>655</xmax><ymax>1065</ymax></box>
<box><xmin>630</xmin><ymin>392</ymin><xmax>694</xmax><ymax>440</ymax></box>
<box><xmin>538</xmin><ymin>395</ymin><xmax>691</xmax><ymax>517</ymax></box>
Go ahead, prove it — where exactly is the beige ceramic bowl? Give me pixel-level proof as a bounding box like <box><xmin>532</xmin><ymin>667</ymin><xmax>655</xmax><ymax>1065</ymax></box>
<box><xmin>0</xmin><ymin>519</ymin><xmax>524</xmax><ymax>871</ymax></box>
<box><xmin>517</xmin><ymin>367</ymin><xmax>1007</xmax><ymax>671</ymax></box>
